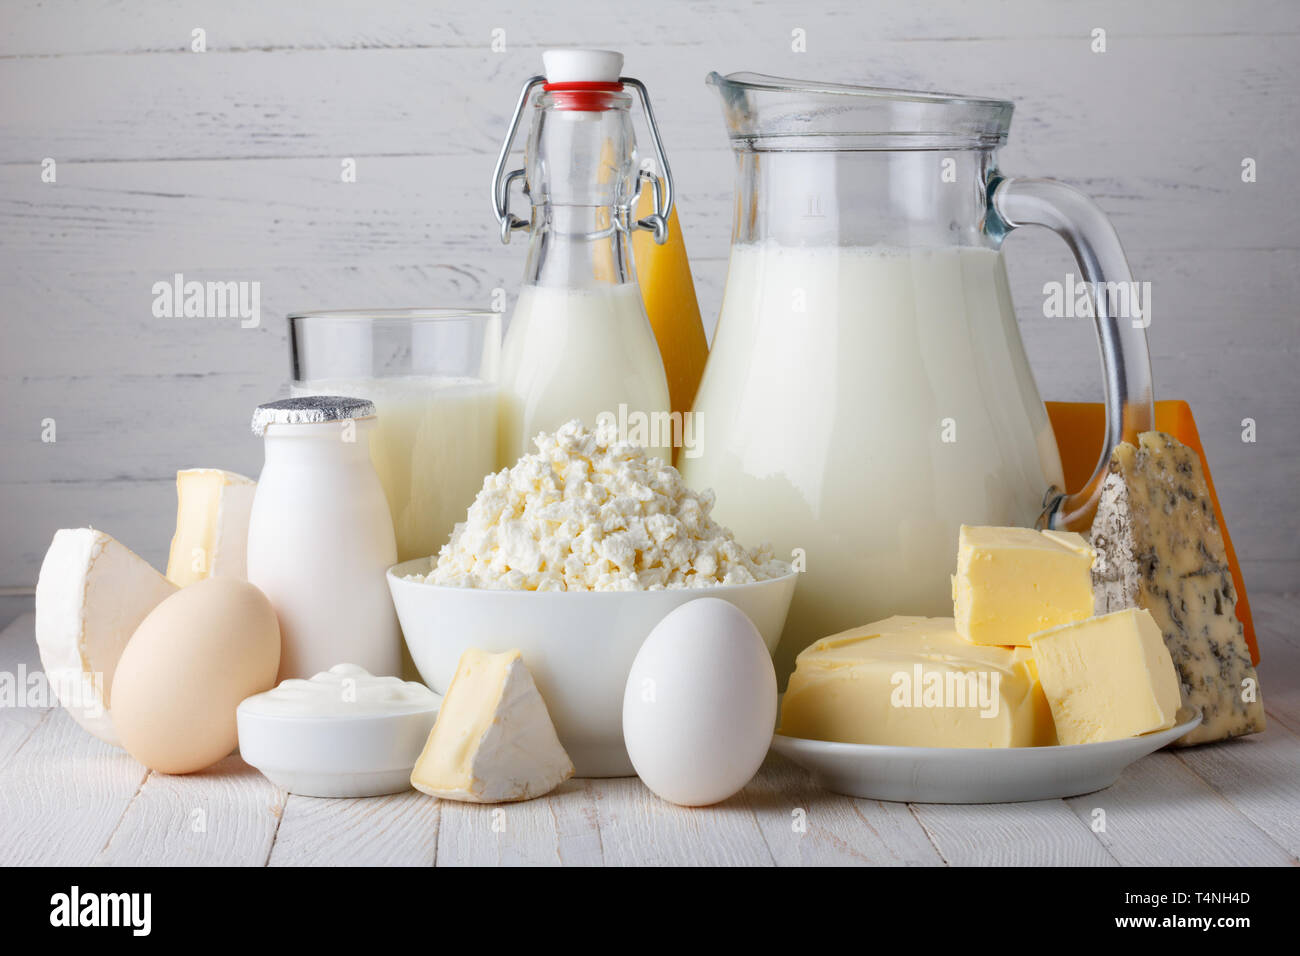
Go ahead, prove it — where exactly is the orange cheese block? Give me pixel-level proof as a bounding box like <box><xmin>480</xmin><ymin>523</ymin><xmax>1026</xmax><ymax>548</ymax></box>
<box><xmin>1045</xmin><ymin>400</ymin><xmax>1258</xmax><ymax>664</ymax></box>
<box><xmin>631</xmin><ymin>185</ymin><xmax>710</xmax><ymax>435</ymax></box>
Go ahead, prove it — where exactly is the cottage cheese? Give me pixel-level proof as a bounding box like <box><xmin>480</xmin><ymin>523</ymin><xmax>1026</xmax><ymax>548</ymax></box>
<box><xmin>419</xmin><ymin>420</ymin><xmax>790</xmax><ymax>591</ymax></box>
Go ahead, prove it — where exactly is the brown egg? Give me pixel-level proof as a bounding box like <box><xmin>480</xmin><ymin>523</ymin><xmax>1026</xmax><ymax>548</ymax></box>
<box><xmin>111</xmin><ymin>577</ymin><xmax>280</xmax><ymax>774</ymax></box>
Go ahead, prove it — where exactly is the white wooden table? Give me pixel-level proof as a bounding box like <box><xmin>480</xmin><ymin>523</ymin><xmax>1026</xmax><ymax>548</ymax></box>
<box><xmin>2</xmin><ymin>595</ymin><xmax>1296</xmax><ymax>867</ymax></box>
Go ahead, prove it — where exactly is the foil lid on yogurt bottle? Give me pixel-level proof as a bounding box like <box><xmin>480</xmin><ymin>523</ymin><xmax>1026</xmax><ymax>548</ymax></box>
<box><xmin>250</xmin><ymin>396</ymin><xmax>376</xmax><ymax>437</ymax></box>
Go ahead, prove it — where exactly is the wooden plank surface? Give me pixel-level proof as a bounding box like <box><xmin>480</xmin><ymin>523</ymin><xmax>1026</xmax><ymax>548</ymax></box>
<box><xmin>747</xmin><ymin>753</ymin><xmax>946</xmax><ymax>866</ymax></box>
<box><xmin>1165</xmin><ymin>592</ymin><xmax>1300</xmax><ymax>859</ymax></box>
<box><xmin>436</xmin><ymin>778</ymin><xmax>603</xmax><ymax>866</ymax></box>
<box><xmin>0</xmin><ymin>710</ymin><xmax>147</xmax><ymax>866</ymax></box>
<box><xmin>591</xmin><ymin>776</ymin><xmax>775</xmax><ymax>867</ymax></box>
<box><xmin>1175</xmin><ymin>728</ymin><xmax>1300</xmax><ymax>859</ymax></box>
<box><xmin>910</xmin><ymin>800</ymin><xmax>1119</xmax><ymax>866</ymax></box>
<box><xmin>0</xmin><ymin>607</ymin><xmax>1298</xmax><ymax>866</ymax></box>
<box><xmin>97</xmin><ymin>755</ymin><xmax>283</xmax><ymax>867</ymax></box>
<box><xmin>1063</xmin><ymin>752</ymin><xmax>1296</xmax><ymax>866</ymax></box>
<box><xmin>270</xmin><ymin>790</ymin><xmax>440</xmax><ymax>866</ymax></box>
<box><xmin>0</xmin><ymin>605</ymin><xmax>45</xmax><ymax>766</ymax></box>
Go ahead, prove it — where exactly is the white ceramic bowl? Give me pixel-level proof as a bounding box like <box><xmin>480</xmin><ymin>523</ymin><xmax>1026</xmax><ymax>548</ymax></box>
<box><xmin>387</xmin><ymin>558</ymin><xmax>798</xmax><ymax>777</ymax></box>
<box><xmin>236</xmin><ymin>705</ymin><xmax>439</xmax><ymax>798</ymax></box>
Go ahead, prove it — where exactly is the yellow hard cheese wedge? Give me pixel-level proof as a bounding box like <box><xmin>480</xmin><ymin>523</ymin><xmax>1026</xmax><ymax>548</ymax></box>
<box><xmin>779</xmin><ymin>617</ymin><xmax>1056</xmax><ymax>748</ymax></box>
<box><xmin>631</xmin><ymin>183</ymin><xmax>709</xmax><ymax>428</ymax></box>
<box><xmin>1029</xmin><ymin>608</ymin><xmax>1181</xmax><ymax>745</ymax></box>
<box><xmin>411</xmin><ymin>648</ymin><xmax>574</xmax><ymax>803</ymax></box>
<box><xmin>953</xmin><ymin>525</ymin><xmax>1096</xmax><ymax>646</ymax></box>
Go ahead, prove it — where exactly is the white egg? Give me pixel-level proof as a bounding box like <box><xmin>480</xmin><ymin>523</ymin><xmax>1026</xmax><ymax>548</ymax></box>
<box><xmin>622</xmin><ymin>597</ymin><xmax>777</xmax><ymax>806</ymax></box>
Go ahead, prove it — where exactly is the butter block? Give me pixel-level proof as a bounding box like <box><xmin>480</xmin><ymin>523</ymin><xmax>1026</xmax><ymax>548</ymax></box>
<box><xmin>1010</xmin><ymin>647</ymin><xmax>1059</xmax><ymax>747</ymax></box>
<box><xmin>1030</xmin><ymin>608</ymin><xmax>1181</xmax><ymax>745</ymax></box>
<box><xmin>166</xmin><ymin>468</ymin><xmax>256</xmax><ymax>587</ymax></box>
<box><xmin>953</xmin><ymin>525</ymin><xmax>1096</xmax><ymax>646</ymax></box>
<box><xmin>411</xmin><ymin>648</ymin><xmax>574</xmax><ymax>803</ymax></box>
<box><xmin>778</xmin><ymin>617</ymin><xmax>1054</xmax><ymax>748</ymax></box>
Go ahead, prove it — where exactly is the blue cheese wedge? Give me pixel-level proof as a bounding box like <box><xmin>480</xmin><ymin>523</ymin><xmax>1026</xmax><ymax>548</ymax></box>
<box><xmin>1091</xmin><ymin>431</ymin><xmax>1264</xmax><ymax>745</ymax></box>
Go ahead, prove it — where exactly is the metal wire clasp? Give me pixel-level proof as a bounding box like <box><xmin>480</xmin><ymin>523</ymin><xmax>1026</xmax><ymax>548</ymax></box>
<box><xmin>490</xmin><ymin>75</ymin><xmax>675</xmax><ymax>245</ymax></box>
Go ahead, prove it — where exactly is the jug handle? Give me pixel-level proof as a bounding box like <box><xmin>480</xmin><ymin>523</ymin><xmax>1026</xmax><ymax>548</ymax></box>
<box><xmin>988</xmin><ymin>175</ymin><xmax>1155</xmax><ymax>532</ymax></box>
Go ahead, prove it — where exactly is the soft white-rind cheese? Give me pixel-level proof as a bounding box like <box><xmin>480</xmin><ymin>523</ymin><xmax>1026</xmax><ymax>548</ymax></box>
<box><xmin>35</xmin><ymin>528</ymin><xmax>178</xmax><ymax>744</ymax></box>
<box><xmin>422</xmin><ymin>420</ymin><xmax>790</xmax><ymax>591</ymax></box>
<box><xmin>1091</xmin><ymin>431</ymin><xmax>1265</xmax><ymax>746</ymax></box>
<box><xmin>411</xmin><ymin>648</ymin><xmax>574</xmax><ymax>803</ymax></box>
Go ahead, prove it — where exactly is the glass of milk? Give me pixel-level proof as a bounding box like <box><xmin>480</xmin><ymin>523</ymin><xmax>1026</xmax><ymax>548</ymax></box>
<box><xmin>289</xmin><ymin>309</ymin><xmax>501</xmax><ymax>563</ymax></box>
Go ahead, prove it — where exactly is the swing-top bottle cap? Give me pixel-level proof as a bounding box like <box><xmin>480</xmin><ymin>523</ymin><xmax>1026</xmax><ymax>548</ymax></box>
<box><xmin>542</xmin><ymin>49</ymin><xmax>623</xmax><ymax>86</ymax></box>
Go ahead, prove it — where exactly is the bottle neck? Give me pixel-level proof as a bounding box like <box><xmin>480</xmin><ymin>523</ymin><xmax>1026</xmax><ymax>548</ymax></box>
<box><xmin>262</xmin><ymin>420</ymin><xmax>374</xmax><ymax>465</ymax></box>
<box><xmin>523</xmin><ymin>94</ymin><xmax>639</xmax><ymax>288</ymax></box>
<box><xmin>523</xmin><ymin>204</ymin><xmax>637</xmax><ymax>288</ymax></box>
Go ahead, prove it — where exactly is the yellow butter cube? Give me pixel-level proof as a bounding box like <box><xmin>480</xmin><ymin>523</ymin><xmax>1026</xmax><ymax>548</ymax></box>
<box><xmin>953</xmin><ymin>525</ymin><xmax>1096</xmax><ymax>646</ymax></box>
<box><xmin>1010</xmin><ymin>647</ymin><xmax>1059</xmax><ymax>746</ymax></box>
<box><xmin>778</xmin><ymin>617</ymin><xmax>1054</xmax><ymax>748</ymax></box>
<box><xmin>1030</xmin><ymin>608</ymin><xmax>1181</xmax><ymax>745</ymax></box>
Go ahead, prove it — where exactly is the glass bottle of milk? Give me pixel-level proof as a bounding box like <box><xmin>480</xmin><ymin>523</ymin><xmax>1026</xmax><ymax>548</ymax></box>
<box><xmin>493</xmin><ymin>49</ymin><xmax>672</xmax><ymax>465</ymax></box>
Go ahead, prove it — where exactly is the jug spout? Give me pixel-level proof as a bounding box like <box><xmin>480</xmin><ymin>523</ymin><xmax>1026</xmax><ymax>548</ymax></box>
<box><xmin>707</xmin><ymin>72</ymin><xmax>1013</xmax><ymax>152</ymax></box>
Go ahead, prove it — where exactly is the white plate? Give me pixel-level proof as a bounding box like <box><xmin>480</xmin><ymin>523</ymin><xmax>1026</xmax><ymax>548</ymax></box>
<box><xmin>771</xmin><ymin>712</ymin><xmax>1202</xmax><ymax>804</ymax></box>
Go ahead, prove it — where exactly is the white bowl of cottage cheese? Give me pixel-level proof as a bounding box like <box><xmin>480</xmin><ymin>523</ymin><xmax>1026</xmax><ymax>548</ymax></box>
<box><xmin>386</xmin><ymin>421</ymin><xmax>797</xmax><ymax>778</ymax></box>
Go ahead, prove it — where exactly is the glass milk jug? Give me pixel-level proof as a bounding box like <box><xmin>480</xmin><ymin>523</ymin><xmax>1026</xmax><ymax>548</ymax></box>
<box><xmin>491</xmin><ymin>49</ymin><xmax>673</xmax><ymax>465</ymax></box>
<box><xmin>680</xmin><ymin>74</ymin><xmax>1154</xmax><ymax>683</ymax></box>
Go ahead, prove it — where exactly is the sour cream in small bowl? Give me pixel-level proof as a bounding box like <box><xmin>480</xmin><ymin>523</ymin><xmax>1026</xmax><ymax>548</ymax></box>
<box><xmin>237</xmin><ymin>663</ymin><xmax>440</xmax><ymax>798</ymax></box>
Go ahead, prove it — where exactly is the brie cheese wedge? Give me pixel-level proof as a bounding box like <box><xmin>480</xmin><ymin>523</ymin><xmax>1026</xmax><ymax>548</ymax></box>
<box><xmin>411</xmin><ymin>648</ymin><xmax>574</xmax><ymax>803</ymax></box>
<box><xmin>35</xmin><ymin>528</ymin><xmax>178</xmax><ymax>744</ymax></box>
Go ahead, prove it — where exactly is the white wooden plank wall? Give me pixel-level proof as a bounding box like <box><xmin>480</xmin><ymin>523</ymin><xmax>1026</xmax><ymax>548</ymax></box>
<box><xmin>2</xmin><ymin>0</ymin><xmax>1297</xmax><ymax>626</ymax></box>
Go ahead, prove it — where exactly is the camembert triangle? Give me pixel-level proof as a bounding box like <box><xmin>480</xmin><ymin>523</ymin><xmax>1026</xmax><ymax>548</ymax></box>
<box><xmin>35</xmin><ymin>528</ymin><xmax>178</xmax><ymax>745</ymax></box>
<box><xmin>1091</xmin><ymin>431</ymin><xmax>1265</xmax><ymax>745</ymax></box>
<box><xmin>411</xmin><ymin>648</ymin><xmax>574</xmax><ymax>803</ymax></box>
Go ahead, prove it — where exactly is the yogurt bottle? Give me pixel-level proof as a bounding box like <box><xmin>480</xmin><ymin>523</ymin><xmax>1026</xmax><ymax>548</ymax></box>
<box><xmin>247</xmin><ymin>396</ymin><xmax>402</xmax><ymax>680</ymax></box>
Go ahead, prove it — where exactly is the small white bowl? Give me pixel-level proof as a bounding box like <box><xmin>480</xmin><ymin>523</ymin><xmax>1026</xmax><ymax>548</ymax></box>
<box><xmin>387</xmin><ymin>558</ymin><xmax>798</xmax><ymax>778</ymax></box>
<box><xmin>236</xmin><ymin>705</ymin><xmax>439</xmax><ymax>798</ymax></box>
